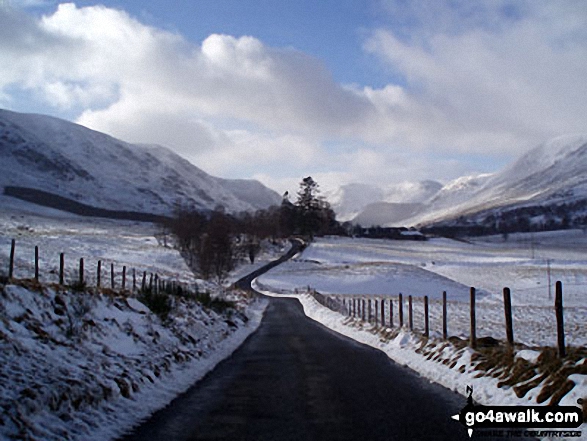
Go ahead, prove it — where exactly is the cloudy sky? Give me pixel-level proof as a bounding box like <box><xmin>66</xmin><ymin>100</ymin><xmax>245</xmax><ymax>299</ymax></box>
<box><xmin>1</xmin><ymin>0</ymin><xmax>586</xmax><ymax>194</ymax></box>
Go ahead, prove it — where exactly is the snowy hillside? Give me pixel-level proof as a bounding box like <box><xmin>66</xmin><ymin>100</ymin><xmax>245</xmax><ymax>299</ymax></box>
<box><xmin>327</xmin><ymin>180</ymin><xmax>442</xmax><ymax>223</ymax></box>
<box><xmin>0</xmin><ymin>109</ymin><xmax>281</xmax><ymax>217</ymax></box>
<box><xmin>0</xmin><ymin>204</ymin><xmax>280</xmax><ymax>440</ymax></box>
<box><xmin>406</xmin><ymin>135</ymin><xmax>587</xmax><ymax>227</ymax></box>
<box><xmin>352</xmin><ymin>202</ymin><xmax>424</xmax><ymax>227</ymax></box>
<box><xmin>330</xmin><ymin>135</ymin><xmax>587</xmax><ymax>230</ymax></box>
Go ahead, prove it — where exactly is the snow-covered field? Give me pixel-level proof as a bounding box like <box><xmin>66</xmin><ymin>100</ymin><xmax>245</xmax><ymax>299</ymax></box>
<box><xmin>0</xmin><ymin>197</ymin><xmax>272</xmax><ymax>440</ymax></box>
<box><xmin>258</xmin><ymin>233</ymin><xmax>587</xmax><ymax>347</ymax></box>
<box><xmin>0</xmin><ymin>196</ymin><xmax>193</xmax><ymax>288</ymax></box>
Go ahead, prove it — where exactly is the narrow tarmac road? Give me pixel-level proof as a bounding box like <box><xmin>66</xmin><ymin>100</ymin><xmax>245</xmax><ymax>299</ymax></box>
<box><xmin>119</xmin><ymin>240</ymin><xmax>526</xmax><ymax>440</ymax></box>
<box><xmin>120</xmin><ymin>297</ymin><xmax>479</xmax><ymax>441</ymax></box>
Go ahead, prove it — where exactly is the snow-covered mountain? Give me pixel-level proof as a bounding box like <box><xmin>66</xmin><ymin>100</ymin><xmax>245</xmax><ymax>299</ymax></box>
<box><xmin>328</xmin><ymin>135</ymin><xmax>587</xmax><ymax>230</ymax></box>
<box><xmin>352</xmin><ymin>202</ymin><xmax>424</xmax><ymax>227</ymax></box>
<box><xmin>0</xmin><ymin>109</ymin><xmax>281</xmax><ymax>217</ymax></box>
<box><xmin>327</xmin><ymin>181</ymin><xmax>442</xmax><ymax>223</ymax></box>
<box><xmin>407</xmin><ymin>134</ymin><xmax>587</xmax><ymax>228</ymax></box>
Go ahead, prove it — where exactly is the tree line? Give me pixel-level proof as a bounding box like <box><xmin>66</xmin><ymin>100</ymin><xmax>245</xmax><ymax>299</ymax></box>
<box><xmin>422</xmin><ymin>198</ymin><xmax>587</xmax><ymax>238</ymax></box>
<box><xmin>163</xmin><ymin>177</ymin><xmax>341</xmax><ymax>281</ymax></box>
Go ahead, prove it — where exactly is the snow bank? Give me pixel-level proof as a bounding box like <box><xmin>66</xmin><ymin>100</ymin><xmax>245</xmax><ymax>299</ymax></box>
<box><xmin>0</xmin><ymin>282</ymin><xmax>267</xmax><ymax>440</ymax></box>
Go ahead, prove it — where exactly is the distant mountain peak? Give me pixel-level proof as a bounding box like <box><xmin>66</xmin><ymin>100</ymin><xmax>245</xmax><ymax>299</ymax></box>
<box><xmin>327</xmin><ymin>134</ymin><xmax>587</xmax><ymax>229</ymax></box>
<box><xmin>327</xmin><ymin>179</ymin><xmax>442</xmax><ymax>223</ymax></box>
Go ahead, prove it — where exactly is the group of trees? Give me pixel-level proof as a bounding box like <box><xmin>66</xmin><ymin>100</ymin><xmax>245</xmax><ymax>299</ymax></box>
<box><xmin>422</xmin><ymin>198</ymin><xmax>587</xmax><ymax>238</ymax></box>
<box><xmin>164</xmin><ymin>177</ymin><xmax>340</xmax><ymax>281</ymax></box>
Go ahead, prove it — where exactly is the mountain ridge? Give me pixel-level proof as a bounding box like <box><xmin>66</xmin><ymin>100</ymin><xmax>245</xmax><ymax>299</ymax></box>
<box><xmin>332</xmin><ymin>134</ymin><xmax>587</xmax><ymax>230</ymax></box>
<box><xmin>0</xmin><ymin>109</ymin><xmax>281</xmax><ymax>217</ymax></box>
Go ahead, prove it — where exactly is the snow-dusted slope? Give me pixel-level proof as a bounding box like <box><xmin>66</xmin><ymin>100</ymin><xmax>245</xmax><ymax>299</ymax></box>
<box><xmin>326</xmin><ymin>183</ymin><xmax>385</xmax><ymax>221</ymax></box>
<box><xmin>352</xmin><ymin>202</ymin><xmax>424</xmax><ymax>227</ymax></box>
<box><xmin>333</xmin><ymin>135</ymin><xmax>587</xmax><ymax>228</ymax></box>
<box><xmin>328</xmin><ymin>180</ymin><xmax>442</xmax><ymax>222</ymax></box>
<box><xmin>0</xmin><ymin>109</ymin><xmax>281</xmax><ymax>216</ymax></box>
<box><xmin>406</xmin><ymin>135</ymin><xmax>587</xmax><ymax>226</ymax></box>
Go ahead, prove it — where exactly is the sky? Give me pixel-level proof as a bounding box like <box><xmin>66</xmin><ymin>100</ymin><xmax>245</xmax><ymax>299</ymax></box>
<box><xmin>1</xmin><ymin>0</ymin><xmax>587</xmax><ymax>195</ymax></box>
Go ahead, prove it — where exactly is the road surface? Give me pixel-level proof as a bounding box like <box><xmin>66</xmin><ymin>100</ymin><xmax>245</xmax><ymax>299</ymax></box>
<box><xmin>119</xmin><ymin>240</ymin><xmax>520</xmax><ymax>440</ymax></box>
<box><xmin>120</xmin><ymin>308</ymin><xmax>476</xmax><ymax>439</ymax></box>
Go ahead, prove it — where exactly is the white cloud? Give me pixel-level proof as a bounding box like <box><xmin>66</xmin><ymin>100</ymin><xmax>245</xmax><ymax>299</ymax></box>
<box><xmin>188</xmin><ymin>130</ymin><xmax>325</xmax><ymax>177</ymax></box>
<box><xmin>366</xmin><ymin>0</ymin><xmax>587</xmax><ymax>153</ymax></box>
<box><xmin>1</xmin><ymin>1</ymin><xmax>586</xmax><ymax>194</ymax></box>
<box><xmin>0</xmin><ymin>3</ymin><xmax>397</xmax><ymax>186</ymax></box>
<box><xmin>0</xmin><ymin>4</ymin><xmax>380</xmax><ymax>147</ymax></box>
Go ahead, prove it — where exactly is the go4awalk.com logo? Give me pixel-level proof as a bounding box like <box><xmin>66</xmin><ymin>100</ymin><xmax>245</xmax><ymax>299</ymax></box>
<box><xmin>451</xmin><ymin>387</ymin><xmax>583</xmax><ymax>438</ymax></box>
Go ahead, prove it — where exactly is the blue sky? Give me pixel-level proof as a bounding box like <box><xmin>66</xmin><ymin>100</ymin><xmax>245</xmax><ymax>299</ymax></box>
<box><xmin>2</xmin><ymin>0</ymin><xmax>587</xmax><ymax>194</ymax></box>
<box><xmin>22</xmin><ymin>0</ymin><xmax>396</xmax><ymax>89</ymax></box>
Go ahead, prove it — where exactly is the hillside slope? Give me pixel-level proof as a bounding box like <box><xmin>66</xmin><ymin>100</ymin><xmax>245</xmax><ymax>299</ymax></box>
<box><xmin>409</xmin><ymin>135</ymin><xmax>587</xmax><ymax>228</ymax></box>
<box><xmin>0</xmin><ymin>109</ymin><xmax>281</xmax><ymax>216</ymax></box>
<box><xmin>327</xmin><ymin>181</ymin><xmax>442</xmax><ymax>223</ymax></box>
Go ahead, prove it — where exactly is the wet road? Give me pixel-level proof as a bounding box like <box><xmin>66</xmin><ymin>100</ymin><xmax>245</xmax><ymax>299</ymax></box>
<box><xmin>119</xmin><ymin>297</ymin><xmax>476</xmax><ymax>441</ymax></box>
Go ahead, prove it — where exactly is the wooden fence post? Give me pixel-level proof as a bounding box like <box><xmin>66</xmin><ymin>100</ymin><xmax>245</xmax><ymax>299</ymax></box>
<box><xmin>503</xmin><ymin>287</ymin><xmax>514</xmax><ymax>346</ymax></box>
<box><xmin>362</xmin><ymin>298</ymin><xmax>366</xmax><ymax>321</ymax></box>
<box><xmin>424</xmin><ymin>295</ymin><xmax>429</xmax><ymax>338</ymax></box>
<box><xmin>142</xmin><ymin>271</ymin><xmax>147</xmax><ymax>291</ymax></box>
<box><xmin>470</xmin><ymin>287</ymin><xmax>477</xmax><ymax>349</ymax></box>
<box><xmin>97</xmin><ymin>260</ymin><xmax>102</xmax><ymax>288</ymax></box>
<box><xmin>389</xmin><ymin>298</ymin><xmax>394</xmax><ymax>328</ymax></box>
<box><xmin>9</xmin><ymin>239</ymin><xmax>16</xmax><ymax>279</ymax></box>
<box><xmin>555</xmin><ymin>281</ymin><xmax>565</xmax><ymax>358</ymax></box>
<box><xmin>375</xmin><ymin>299</ymin><xmax>378</xmax><ymax>325</ymax></box>
<box><xmin>111</xmin><ymin>263</ymin><xmax>115</xmax><ymax>289</ymax></box>
<box><xmin>399</xmin><ymin>293</ymin><xmax>403</xmax><ymax>327</ymax></box>
<box><xmin>133</xmin><ymin>268</ymin><xmax>136</xmax><ymax>292</ymax></box>
<box><xmin>34</xmin><ymin>246</ymin><xmax>39</xmax><ymax>282</ymax></box>
<box><xmin>149</xmin><ymin>273</ymin><xmax>153</xmax><ymax>291</ymax></box>
<box><xmin>155</xmin><ymin>274</ymin><xmax>159</xmax><ymax>294</ymax></box>
<box><xmin>381</xmin><ymin>298</ymin><xmax>385</xmax><ymax>327</ymax></box>
<box><xmin>408</xmin><ymin>295</ymin><xmax>413</xmax><ymax>331</ymax></box>
<box><xmin>59</xmin><ymin>253</ymin><xmax>64</xmax><ymax>285</ymax></box>
<box><xmin>442</xmin><ymin>291</ymin><xmax>448</xmax><ymax>340</ymax></box>
<box><xmin>79</xmin><ymin>258</ymin><xmax>84</xmax><ymax>285</ymax></box>
<box><xmin>122</xmin><ymin>266</ymin><xmax>127</xmax><ymax>291</ymax></box>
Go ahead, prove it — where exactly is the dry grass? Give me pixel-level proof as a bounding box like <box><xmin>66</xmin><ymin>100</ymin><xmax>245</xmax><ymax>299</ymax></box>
<box><xmin>468</xmin><ymin>343</ymin><xmax>587</xmax><ymax>409</ymax></box>
<box><xmin>346</xmin><ymin>316</ymin><xmax>587</xmax><ymax>417</ymax></box>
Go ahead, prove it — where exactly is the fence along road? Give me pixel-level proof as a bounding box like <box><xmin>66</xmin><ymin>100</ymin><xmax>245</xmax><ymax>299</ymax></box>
<box><xmin>118</xmin><ymin>241</ymin><xmax>524</xmax><ymax>441</ymax></box>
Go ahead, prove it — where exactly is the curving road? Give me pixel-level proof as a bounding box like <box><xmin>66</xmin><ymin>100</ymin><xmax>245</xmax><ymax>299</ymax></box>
<box><xmin>119</xmin><ymin>240</ymin><xmax>515</xmax><ymax>441</ymax></box>
<box><xmin>233</xmin><ymin>238</ymin><xmax>305</xmax><ymax>292</ymax></box>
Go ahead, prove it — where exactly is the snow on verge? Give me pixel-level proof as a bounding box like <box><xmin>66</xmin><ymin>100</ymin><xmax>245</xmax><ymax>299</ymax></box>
<box><xmin>0</xmin><ymin>282</ymin><xmax>267</xmax><ymax>441</ymax></box>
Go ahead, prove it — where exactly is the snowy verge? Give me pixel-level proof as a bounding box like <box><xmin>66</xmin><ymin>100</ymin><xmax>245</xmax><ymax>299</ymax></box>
<box><xmin>89</xmin><ymin>294</ymin><xmax>268</xmax><ymax>441</ymax></box>
<box><xmin>253</xmin><ymin>281</ymin><xmax>586</xmax><ymax>440</ymax></box>
<box><xmin>0</xmin><ymin>281</ymin><xmax>268</xmax><ymax>441</ymax></box>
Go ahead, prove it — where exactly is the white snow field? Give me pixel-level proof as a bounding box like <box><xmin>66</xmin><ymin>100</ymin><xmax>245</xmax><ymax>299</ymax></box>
<box><xmin>258</xmin><ymin>233</ymin><xmax>587</xmax><ymax>348</ymax></box>
<box><xmin>0</xmin><ymin>198</ymin><xmax>271</xmax><ymax>440</ymax></box>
